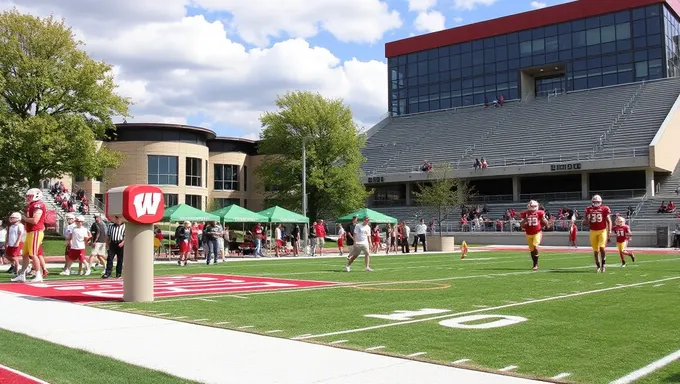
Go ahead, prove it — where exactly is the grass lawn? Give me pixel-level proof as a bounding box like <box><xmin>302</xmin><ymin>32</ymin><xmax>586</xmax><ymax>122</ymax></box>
<box><xmin>2</xmin><ymin>249</ymin><xmax>678</xmax><ymax>383</ymax></box>
<box><xmin>0</xmin><ymin>329</ymin><xmax>198</xmax><ymax>384</ymax></box>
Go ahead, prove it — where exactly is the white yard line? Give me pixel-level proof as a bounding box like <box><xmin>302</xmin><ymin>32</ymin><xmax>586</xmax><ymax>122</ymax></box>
<box><xmin>170</xmin><ymin>316</ymin><xmax>188</xmax><ymax>319</ymax></box>
<box><xmin>552</xmin><ymin>373</ymin><xmax>571</xmax><ymax>380</ymax></box>
<box><xmin>329</xmin><ymin>340</ymin><xmax>348</xmax><ymax>344</ymax></box>
<box><xmin>199</xmin><ymin>299</ymin><xmax>217</xmax><ymax>302</ymax></box>
<box><xmin>237</xmin><ymin>325</ymin><xmax>254</xmax><ymax>329</ymax></box>
<box><xmin>152</xmin><ymin>257</ymin><xmax>680</xmax><ymax>303</ymax></box>
<box><xmin>293</xmin><ymin>277</ymin><xmax>680</xmax><ymax>340</ymax></box>
<box><xmin>265</xmin><ymin>330</ymin><xmax>282</xmax><ymax>334</ymax></box>
<box><xmin>500</xmin><ymin>366</ymin><xmax>518</xmax><ymax>372</ymax></box>
<box><xmin>653</xmin><ymin>284</ymin><xmax>665</xmax><ymax>287</ymax></box>
<box><xmin>453</xmin><ymin>359</ymin><xmax>471</xmax><ymax>364</ymax></box>
<box><xmin>609</xmin><ymin>348</ymin><xmax>680</xmax><ymax>384</ymax></box>
<box><xmin>214</xmin><ymin>321</ymin><xmax>231</xmax><ymax>325</ymax></box>
<box><xmin>365</xmin><ymin>346</ymin><xmax>385</xmax><ymax>351</ymax></box>
<box><xmin>193</xmin><ymin>319</ymin><xmax>209</xmax><ymax>322</ymax></box>
<box><xmin>407</xmin><ymin>352</ymin><xmax>427</xmax><ymax>357</ymax></box>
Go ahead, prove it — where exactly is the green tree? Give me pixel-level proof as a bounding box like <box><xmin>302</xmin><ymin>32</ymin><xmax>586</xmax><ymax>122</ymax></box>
<box><xmin>0</xmin><ymin>9</ymin><xmax>129</xmax><ymax>191</ymax></box>
<box><xmin>413</xmin><ymin>164</ymin><xmax>474</xmax><ymax>235</ymax></box>
<box><xmin>256</xmin><ymin>91</ymin><xmax>369</xmax><ymax>221</ymax></box>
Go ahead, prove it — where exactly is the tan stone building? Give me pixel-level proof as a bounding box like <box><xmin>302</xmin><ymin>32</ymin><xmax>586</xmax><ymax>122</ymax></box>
<box><xmin>74</xmin><ymin>123</ymin><xmax>266</xmax><ymax>211</ymax></box>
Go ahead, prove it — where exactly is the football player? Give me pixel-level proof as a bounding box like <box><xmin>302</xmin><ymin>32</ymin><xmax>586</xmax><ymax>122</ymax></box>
<box><xmin>12</xmin><ymin>188</ymin><xmax>46</xmax><ymax>283</ymax></box>
<box><xmin>612</xmin><ymin>216</ymin><xmax>635</xmax><ymax>267</ymax></box>
<box><xmin>583</xmin><ymin>195</ymin><xmax>612</xmax><ymax>273</ymax></box>
<box><xmin>520</xmin><ymin>200</ymin><xmax>550</xmax><ymax>271</ymax></box>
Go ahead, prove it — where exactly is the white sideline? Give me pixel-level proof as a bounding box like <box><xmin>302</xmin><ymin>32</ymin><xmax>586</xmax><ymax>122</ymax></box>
<box><xmin>609</xmin><ymin>348</ymin><xmax>680</xmax><ymax>384</ymax></box>
<box><xmin>0</xmin><ymin>364</ymin><xmax>50</xmax><ymax>384</ymax></box>
<box><xmin>0</xmin><ymin>291</ymin><xmax>541</xmax><ymax>384</ymax></box>
<box><xmin>294</xmin><ymin>276</ymin><xmax>680</xmax><ymax>340</ymax></box>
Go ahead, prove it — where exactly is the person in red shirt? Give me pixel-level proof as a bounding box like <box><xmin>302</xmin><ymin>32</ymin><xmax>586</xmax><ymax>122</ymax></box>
<box><xmin>583</xmin><ymin>194</ymin><xmax>612</xmax><ymax>273</ymax></box>
<box><xmin>520</xmin><ymin>200</ymin><xmax>550</xmax><ymax>271</ymax></box>
<box><xmin>569</xmin><ymin>219</ymin><xmax>578</xmax><ymax>248</ymax></box>
<box><xmin>190</xmin><ymin>223</ymin><xmax>200</xmax><ymax>262</ymax></box>
<box><xmin>313</xmin><ymin>220</ymin><xmax>326</xmax><ymax>256</ymax></box>
<box><xmin>253</xmin><ymin>223</ymin><xmax>264</xmax><ymax>258</ymax></box>
<box><xmin>612</xmin><ymin>216</ymin><xmax>635</xmax><ymax>267</ymax></box>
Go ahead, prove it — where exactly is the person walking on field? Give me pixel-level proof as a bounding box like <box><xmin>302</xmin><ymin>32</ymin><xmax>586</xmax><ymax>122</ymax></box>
<box><xmin>88</xmin><ymin>214</ymin><xmax>107</xmax><ymax>270</ymax></box>
<box><xmin>103</xmin><ymin>215</ymin><xmax>125</xmax><ymax>279</ymax></box>
<box><xmin>345</xmin><ymin>216</ymin><xmax>373</xmax><ymax>272</ymax></box>
<box><xmin>413</xmin><ymin>218</ymin><xmax>427</xmax><ymax>252</ymax></box>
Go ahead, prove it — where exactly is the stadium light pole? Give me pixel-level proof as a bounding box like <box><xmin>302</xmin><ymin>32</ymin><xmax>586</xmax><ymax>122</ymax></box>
<box><xmin>285</xmin><ymin>124</ymin><xmax>313</xmax><ymax>255</ymax></box>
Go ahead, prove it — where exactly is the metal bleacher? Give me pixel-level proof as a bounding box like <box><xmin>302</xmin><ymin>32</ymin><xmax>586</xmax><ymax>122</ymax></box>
<box><xmin>363</xmin><ymin>78</ymin><xmax>680</xmax><ymax>175</ymax></box>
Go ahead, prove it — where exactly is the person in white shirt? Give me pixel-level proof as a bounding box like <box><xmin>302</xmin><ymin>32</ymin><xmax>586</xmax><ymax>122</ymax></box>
<box><xmin>4</xmin><ymin>213</ymin><xmax>25</xmax><ymax>275</ymax></box>
<box><xmin>336</xmin><ymin>223</ymin><xmax>345</xmax><ymax>256</ymax></box>
<box><xmin>0</xmin><ymin>221</ymin><xmax>6</xmax><ymax>267</ymax></box>
<box><xmin>61</xmin><ymin>216</ymin><xmax>92</xmax><ymax>276</ymax></box>
<box><xmin>61</xmin><ymin>213</ymin><xmax>76</xmax><ymax>272</ymax></box>
<box><xmin>414</xmin><ymin>218</ymin><xmax>428</xmax><ymax>252</ymax></box>
<box><xmin>275</xmin><ymin>223</ymin><xmax>283</xmax><ymax>257</ymax></box>
<box><xmin>345</xmin><ymin>216</ymin><xmax>373</xmax><ymax>272</ymax></box>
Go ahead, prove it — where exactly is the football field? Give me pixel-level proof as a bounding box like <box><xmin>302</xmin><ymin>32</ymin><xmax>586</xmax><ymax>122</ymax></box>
<box><xmin>3</xmin><ymin>249</ymin><xmax>680</xmax><ymax>383</ymax></box>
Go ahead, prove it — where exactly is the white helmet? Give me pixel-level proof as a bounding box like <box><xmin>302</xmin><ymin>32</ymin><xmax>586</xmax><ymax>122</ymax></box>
<box><xmin>9</xmin><ymin>212</ymin><xmax>21</xmax><ymax>222</ymax></box>
<box><xmin>527</xmin><ymin>200</ymin><xmax>539</xmax><ymax>211</ymax></box>
<box><xmin>591</xmin><ymin>194</ymin><xmax>602</xmax><ymax>207</ymax></box>
<box><xmin>75</xmin><ymin>215</ymin><xmax>85</xmax><ymax>222</ymax></box>
<box><xmin>26</xmin><ymin>188</ymin><xmax>43</xmax><ymax>203</ymax></box>
<box><xmin>65</xmin><ymin>213</ymin><xmax>75</xmax><ymax>220</ymax></box>
<box><xmin>616</xmin><ymin>216</ymin><xmax>625</xmax><ymax>226</ymax></box>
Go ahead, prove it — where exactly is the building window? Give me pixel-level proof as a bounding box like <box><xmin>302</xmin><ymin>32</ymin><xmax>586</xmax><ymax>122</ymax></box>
<box><xmin>243</xmin><ymin>165</ymin><xmax>248</xmax><ymax>192</ymax></box>
<box><xmin>148</xmin><ymin>155</ymin><xmax>178</xmax><ymax>185</ymax></box>
<box><xmin>214</xmin><ymin>164</ymin><xmax>239</xmax><ymax>191</ymax></box>
<box><xmin>214</xmin><ymin>198</ymin><xmax>240</xmax><ymax>208</ymax></box>
<box><xmin>185</xmin><ymin>157</ymin><xmax>202</xmax><ymax>187</ymax></box>
<box><xmin>163</xmin><ymin>193</ymin><xmax>178</xmax><ymax>207</ymax></box>
<box><xmin>185</xmin><ymin>194</ymin><xmax>202</xmax><ymax>209</ymax></box>
<box><xmin>74</xmin><ymin>175</ymin><xmax>85</xmax><ymax>182</ymax></box>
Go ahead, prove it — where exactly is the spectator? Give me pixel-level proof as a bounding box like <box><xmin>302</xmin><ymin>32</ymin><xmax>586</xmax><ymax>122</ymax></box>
<box><xmin>626</xmin><ymin>206</ymin><xmax>634</xmax><ymax>218</ymax></box>
<box><xmin>313</xmin><ymin>219</ymin><xmax>326</xmax><ymax>256</ymax></box>
<box><xmin>668</xmin><ymin>201</ymin><xmax>676</xmax><ymax>213</ymax></box>
<box><xmin>473</xmin><ymin>158</ymin><xmax>481</xmax><ymax>170</ymax></box>
<box><xmin>291</xmin><ymin>224</ymin><xmax>300</xmax><ymax>256</ymax></box>
<box><xmin>481</xmin><ymin>157</ymin><xmax>488</xmax><ymax>169</ymax></box>
<box><xmin>175</xmin><ymin>221</ymin><xmax>190</xmax><ymax>266</ymax></box>
<box><xmin>421</xmin><ymin>161</ymin><xmax>432</xmax><ymax>172</ymax></box>
<box><xmin>675</xmin><ymin>186</ymin><xmax>680</xmax><ymax>196</ymax></box>
<box><xmin>658</xmin><ymin>201</ymin><xmax>667</xmax><ymax>213</ymax></box>
<box><xmin>499</xmin><ymin>94</ymin><xmax>504</xmax><ymax>106</ymax></box>
<box><xmin>484</xmin><ymin>97</ymin><xmax>489</xmax><ymax>109</ymax></box>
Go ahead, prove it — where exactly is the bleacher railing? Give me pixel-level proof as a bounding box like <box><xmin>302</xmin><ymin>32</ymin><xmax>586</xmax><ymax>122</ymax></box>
<box><xmin>366</xmin><ymin>146</ymin><xmax>650</xmax><ymax>177</ymax></box>
<box><xmin>435</xmin><ymin>217</ymin><xmax>677</xmax><ymax>234</ymax></box>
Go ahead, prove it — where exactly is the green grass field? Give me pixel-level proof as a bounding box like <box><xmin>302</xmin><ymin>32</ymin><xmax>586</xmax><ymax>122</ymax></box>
<box><xmin>0</xmin><ymin>329</ymin><xmax>197</xmax><ymax>384</ymax></box>
<box><xmin>2</xmin><ymin>249</ymin><xmax>679</xmax><ymax>383</ymax></box>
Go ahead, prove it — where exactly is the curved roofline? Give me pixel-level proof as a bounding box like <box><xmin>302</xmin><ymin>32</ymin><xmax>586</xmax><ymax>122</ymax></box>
<box><xmin>114</xmin><ymin>122</ymin><xmax>217</xmax><ymax>140</ymax></box>
<box><xmin>212</xmin><ymin>136</ymin><xmax>258</xmax><ymax>144</ymax></box>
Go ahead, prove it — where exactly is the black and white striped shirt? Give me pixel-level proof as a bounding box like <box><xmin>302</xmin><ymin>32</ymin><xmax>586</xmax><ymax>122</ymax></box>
<box><xmin>107</xmin><ymin>223</ymin><xmax>126</xmax><ymax>243</ymax></box>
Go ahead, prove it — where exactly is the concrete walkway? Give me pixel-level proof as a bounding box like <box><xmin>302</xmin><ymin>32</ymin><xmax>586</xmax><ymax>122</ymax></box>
<box><xmin>0</xmin><ymin>291</ymin><xmax>544</xmax><ymax>384</ymax></box>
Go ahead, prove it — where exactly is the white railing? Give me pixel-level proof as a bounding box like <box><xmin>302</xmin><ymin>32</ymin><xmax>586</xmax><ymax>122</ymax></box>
<box><xmin>365</xmin><ymin>146</ymin><xmax>650</xmax><ymax>177</ymax></box>
<box><xmin>436</xmin><ymin>217</ymin><xmax>679</xmax><ymax>233</ymax></box>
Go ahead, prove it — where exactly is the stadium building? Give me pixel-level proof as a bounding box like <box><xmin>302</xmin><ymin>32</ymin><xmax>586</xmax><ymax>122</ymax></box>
<box><xmin>61</xmin><ymin>122</ymin><xmax>266</xmax><ymax>215</ymax></box>
<box><xmin>363</xmin><ymin>0</ymin><xmax>680</xmax><ymax>244</ymax></box>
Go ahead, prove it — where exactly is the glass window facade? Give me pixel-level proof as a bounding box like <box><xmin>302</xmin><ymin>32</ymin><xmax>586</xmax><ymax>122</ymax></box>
<box><xmin>388</xmin><ymin>4</ymin><xmax>673</xmax><ymax>116</ymax></box>
<box><xmin>185</xmin><ymin>157</ymin><xmax>202</xmax><ymax>187</ymax></box>
<box><xmin>185</xmin><ymin>194</ymin><xmax>202</xmax><ymax>209</ymax></box>
<box><xmin>148</xmin><ymin>155</ymin><xmax>179</xmax><ymax>185</ymax></box>
<box><xmin>163</xmin><ymin>193</ymin><xmax>178</xmax><ymax>207</ymax></box>
<box><xmin>664</xmin><ymin>4</ymin><xmax>680</xmax><ymax>77</ymax></box>
<box><xmin>214</xmin><ymin>164</ymin><xmax>239</xmax><ymax>191</ymax></box>
<box><xmin>214</xmin><ymin>198</ymin><xmax>240</xmax><ymax>208</ymax></box>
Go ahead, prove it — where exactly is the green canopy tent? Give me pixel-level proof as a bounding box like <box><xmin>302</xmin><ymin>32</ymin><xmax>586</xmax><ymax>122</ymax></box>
<box><xmin>162</xmin><ymin>204</ymin><xmax>220</xmax><ymax>222</ymax></box>
<box><xmin>257</xmin><ymin>206</ymin><xmax>309</xmax><ymax>224</ymax></box>
<box><xmin>337</xmin><ymin>208</ymin><xmax>398</xmax><ymax>224</ymax></box>
<box><xmin>210</xmin><ymin>204</ymin><xmax>267</xmax><ymax>223</ymax></box>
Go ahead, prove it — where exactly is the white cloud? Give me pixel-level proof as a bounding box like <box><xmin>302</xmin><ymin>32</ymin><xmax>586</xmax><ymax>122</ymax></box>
<box><xmin>414</xmin><ymin>11</ymin><xmax>446</xmax><ymax>33</ymax></box>
<box><xmin>407</xmin><ymin>0</ymin><xmax>437</xmax><ymax>12</ymax></box>
<box><xmin>0</xmin><ymin>0</ymin><xmax>391</xmax><ymax>138</ymax></box>
<box><xmin>453</xmin><ymin>16</ymin><xmax>464</xmax><ymax>23</ymax></box>
<box><xmin>530</xmin><ymin>1</ymin><xmax>547</xmax><ymax>9</ymax></box>
<box><xmin>194</xmin><ymin>0</ymin><xmax>402</xmax><ymax>47</ymax></box>
<box><xmin>452</xmin><ymin>0</ymin><xmax>497</xmax><ymax>10</ymax></box>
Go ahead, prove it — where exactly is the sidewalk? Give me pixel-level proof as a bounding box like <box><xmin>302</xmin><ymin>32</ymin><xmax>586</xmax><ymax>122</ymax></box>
<box><xmin>0</xmin><ymin>291</ymin><xmax>544</xmax><ymax>384</ymax></box>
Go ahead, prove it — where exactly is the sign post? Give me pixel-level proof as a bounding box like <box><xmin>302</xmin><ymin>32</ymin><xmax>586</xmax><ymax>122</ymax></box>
<box><xmin>105</xmin><ymin>185</ymin><xmax>165</xmax><ymax>302</ymax></box>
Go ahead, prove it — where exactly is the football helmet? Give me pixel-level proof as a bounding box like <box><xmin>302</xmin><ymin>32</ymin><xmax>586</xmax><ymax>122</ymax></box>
<box><xmin>616</xmin><ymin>216</ymin><xmax>625</xmax><ymax>226</ymax></box>
<box><xmin>591</xmin><ymin>194</ymin><xmax>602</xmax><ymax>207</ymax></box>
<box><xmin>26</xmin><ymin>188</ymin><xmax>43</xmax><ymax>203</ymax></box>
<box><xmin>527</xmin><ymin>200</ymin><xmax>539</xmax><ymax>211</ymax></box>
<box><xmin>9</xmin><ymin>212</ymin><xmax>21</xmax><ymax>222</ymax></box>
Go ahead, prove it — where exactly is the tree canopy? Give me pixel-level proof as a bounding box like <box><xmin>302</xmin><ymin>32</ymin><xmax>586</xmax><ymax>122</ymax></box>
<box><xmin>256</xmin><ymin>91</ymin><xmax>369</xmax><ymax>221</ymax></box>
<box><xmin>0</xmin><ymin>9</ymin><xmax>130</xmax><ymax>215</ymax></box>
<box><xmin>413</xmin><ymin>164</ymin><xmax>474</xmax><ymax>235</ymax></box>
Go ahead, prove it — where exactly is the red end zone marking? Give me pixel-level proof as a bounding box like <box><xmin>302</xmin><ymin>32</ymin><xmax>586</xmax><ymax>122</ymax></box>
<box><xmin>0</xmin><ymin>365</ymin><xmax>49</xmax><ymax>384</ymax></box>
<box><xmin>0</xmin><ymin>274</ymin><xmax>337</xmax><ymax>303</ymax></box>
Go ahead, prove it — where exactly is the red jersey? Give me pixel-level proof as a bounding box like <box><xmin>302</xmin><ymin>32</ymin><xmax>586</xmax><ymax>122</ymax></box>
<box><xmin>569</xmin><ymin>224</ymin><xmax>577</xmax><ymax>239</ymax></box>
<box><xmin>314</xmin><ymin>223</ymin><xmax>326</xmax><ymax>238</ymax></box>
<box><xmin>190</xmin><ymin>228</ymin><xmax>199</xmax><ymax>242</ymax></box>
<box><xmin>612</xmin><ymin>224</ymin><xmax>631</xmax><ymax>243</ymax></box>
<box><xmin>585</xmin><ymin>205</ymin><xmax>611</xmax><ymax>231</ymax></box>
<box><xmin>520</xmin><ymin>210</ymin><xmax>545</xmax><ymax>235</ymax></box>
<box><xmin>24</xmin><ymin>201</ymin><xmax>46</xmax><ymax>232</ymax></box>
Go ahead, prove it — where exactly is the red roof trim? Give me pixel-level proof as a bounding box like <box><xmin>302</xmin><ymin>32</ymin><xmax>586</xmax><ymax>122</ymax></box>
<box><xmin>386</xmin><ymin>0</ymin><xmax>679</xmax><ymax>58</ymax></box>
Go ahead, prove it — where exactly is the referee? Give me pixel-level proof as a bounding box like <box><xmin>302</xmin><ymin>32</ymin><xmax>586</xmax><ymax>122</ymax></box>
<box><xmin>103</xmin><ymin>215</ymin><xmax>126</xmax><ymax>279</ymax></box>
